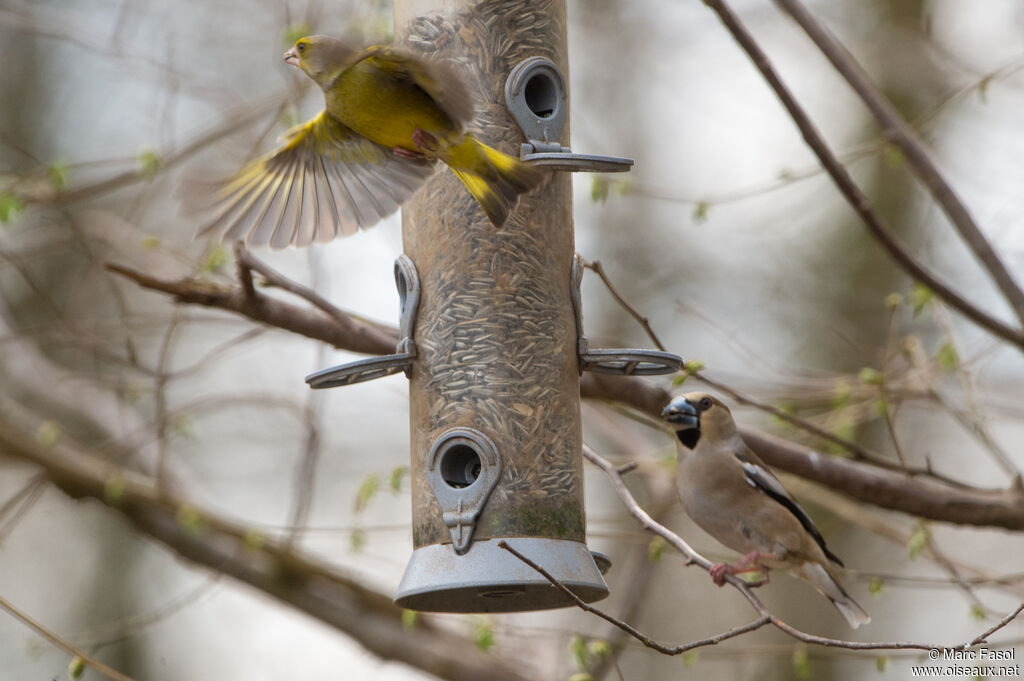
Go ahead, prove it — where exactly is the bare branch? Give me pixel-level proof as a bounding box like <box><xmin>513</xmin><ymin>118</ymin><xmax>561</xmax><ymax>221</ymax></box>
<box><xmin>774</xmin><ymin>0</ymin><xmax>1024</xmax><ymax>327</ymax></box>
<box><xmin>582</xmin><ymin>259</ymin><xmax>665</xmax><ymax>351</ymax></box>
<box><xmin>699</xmin><ymin>0</ymin><xmax>1024</xmax><ymax>351</ymax></box>
<box><xmin>0</xmin><ymin>417</ymin><xmax>538</xmax><ymax>681</ymax></box>
<box><xmin>972</xmin><ymin>603</ymin><xmax>1024</xmax><ymax>646</ymax></box>
<box><xmin>498</xmin><ymin>540</ymin><xmax>770</xmax><ymax>654</ymax></box>
<box><xmin>582</xmin><ymin>248</ymin><xmax>960</xmax><ymax>481</ymax></box>
<box><xmin>235</xmin><ymin>244</ymin><xmax>356</xmax><ymax>327</ymax></box>
<box><xmin>104</xmin><ymin>262</ymin><xmax>399</xmax><ymax>355</ymax></box>
<box><xmin>0</xmin><ymin>596</ymin><xmax>137</xmax><ymax>681</ymax></box>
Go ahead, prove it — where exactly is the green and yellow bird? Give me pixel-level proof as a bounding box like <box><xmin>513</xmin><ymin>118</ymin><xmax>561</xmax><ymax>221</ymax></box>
<box><xmin>196</xmin><ymin>35</ymin><xmax>543</xmax><ymax>248</ymax></box>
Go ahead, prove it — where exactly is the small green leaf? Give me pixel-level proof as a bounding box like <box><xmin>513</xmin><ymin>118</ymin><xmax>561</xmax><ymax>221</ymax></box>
<box><xmin>684</xmin><ymin>359</ymin><xmax>705</xmax><ymax>374</ymax></box>
<box><xmin>389</xmin><ymin>465</ymin><xmax>408</xmax><ymax>493</ymax></box>
<box><xmin>792</xmin><ymin>647</ymin><xmax>812</xmax><ymax>681</ymax></box>
<box><xmin>35</xmin><ymin>421</ymin><xmax>61</xmax><ymax>448</ymax></box>
<box><xmin>869</xmin><ymin>576</ymin><xmax>884</xmax><ymax>595</ymax></box>
<box><xmin>672</xmin><ymin>373</ymin><xmax>688</xmax><ymax>386</ymax></box>
<box><xmin>588</xmin><ymin>640</ymin><xmax>611</xmax><ymax>660</ymax></box>
<box><xmin>772</xmin><ymin>401</ymin><xmax>797</xmax><ymax>427</ymax></box>
<box><xmin>354</xmin><ymin>474</ymin><xmax>380</xmax><ymax>513</ymax></box>
<box><xmin>570</xmin><ymin>636</ymin><xmax>590</xmax><ymax>669</ymax></box>
<box><xmin>872</xmin><ymin>398</ymin><xmax>888</xmax><ymax>417</ymax></box>
<box><xmin>969</xmin><ymin>604</ymin><xmax>987</xmax><ymax>621</ymax></box>
<box><xmin>590</xmin><ymin>176</ymin><xmax>609</xmax><ymax>203</ymax></box>
<box><xmin>831</xmin><ymin>379</ymin><xmax>852</xmax><ymax>408</ymax></box>
<box><xmin>876</xmin><ymin>655</ymin><xmax>889</xmax><ymax>672</ymax></box>
<box><xmin>170</xmin><ymin>413</ymin><xmax>196</xmax><ymax>439</ymax></box>
<box><xmin>138</xmin><ymin>149</ymin><xmax>162</xmax><ymax>177</ymax></box>
<box><xmin>907</xmin><ymin>525</ymin><xmax>928</xmax><ymax>560</ymax></box>
<box><xmin>48</xmin><ymin>161</ymin><xmax>70</xmax><ymax>191</ymax></box>
<box><xmin>831</xmin><ymin>417</ymin><xmax>856</xmax><ymax>445</ymax></box>
<box><xmin>883</xmin><ymin>145</ymin><xmax>904</xmax><ymax>168</ymax></box>
<box><xmin>243</xmin><ymin>529</ymin><xmax>265</xmax><ymax>551</ymax></box>
<box><xmin>883</xmin><ymin>292</ymin><xmax>904</xmax><ymax>309</ymax></box>
<box><xmin>401</xmin><ymin>609</ymin><xmax>418</xmax><ymax>630</ymax></box>
<box><xmin>935</xmin><ymin>342</ymin><xmax>959</xmax><ymax>372</ymax></box>
<box><xmin>0</xmin><ymin>193</ymin><xmax>23</xmax><ymax>223</ymax></box>
<box><xmin>682</xmin><ymin>650</ymin><xmax>699</xmax><ymax>668</ymax></box>
<box><xmin>692</xmin><ymin>201</ymin><xmax>709</xmax><ymax>223</ymax></box>
<box><xmin>978</xmin><ymin>75</ymin><xmax>991</xmax><ymax>104</ymax></box>
<box><xmin>648</xmin><ymin>536</ymin><xmax>666</xmax><ymax>563</ymax></box>
<box><xmin>202</xmin><ymin>245</ymin><xmax>227</xmax><ymax>274</ymax></box>
<box><xmin>475</xmin><ymin>622</ymin><xmax>495</xmax><ymax>652</ymax></box>
<box><xmin>68</xmin><ymin>655</ymin><xmax>85</xmax><ymax>680</ymax></box>
<box><xmin>283</xmin><ymin>22</ymin><xmax>312</xmax><ymax>47</ymax></box>
<box><xmin>103</xmin><ymin>474</ymin><xmax>127</xmax><ymax>504</ymax></box>
<box><xmin>176</xmin><ymin>505</ymin><xmax>206</xmax><ymax>535</ymax></box>
<box><xmin>858</xmin><ymin>367</ymin><xmax>884</xmax><ymax>386</ymax></box>
<box><xmin>350</xmin><ymin>528</ymin><xmax>366</xmax><ymax>552</ymax></box>
<box><xmin>909</xmin><ymin>283</ymin><xmax>933</xmax><ymax>317</ymax></box>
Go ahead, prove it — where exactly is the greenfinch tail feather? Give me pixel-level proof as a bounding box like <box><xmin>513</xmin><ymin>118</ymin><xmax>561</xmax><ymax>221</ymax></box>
<box><xmin>446</xmin><ymin>136</ymin><xmax>543</xmax><ymax>227</ymax></box>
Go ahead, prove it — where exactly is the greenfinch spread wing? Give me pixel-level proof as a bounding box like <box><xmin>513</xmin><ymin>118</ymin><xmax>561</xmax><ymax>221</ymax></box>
<box><xmin>195</xmin><ymin>111</ymin><xmax>434</xmax><ymax>248</ymax></box>
<box><xmin>360</xmin><ymin>46</ymin><xmax>476</xmax><ymax>130</ymax></box>
<box><xmin>189</xmin><ymin>35</ymin><xmax>542</xmax><ymax>248</ymax></box>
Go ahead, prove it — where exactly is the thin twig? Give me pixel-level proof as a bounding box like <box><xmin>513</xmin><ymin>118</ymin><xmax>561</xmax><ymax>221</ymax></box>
<box><xmin>235</xmin><ymin>244</ymin><xmax>354</xmax><ymax>327</ymax></box>
<box><xmin>774</xmin><ymin>0</ymin><xmax>1024</xmax><ymax>327</ymax></box>
<box><xmin>583</xmin><ymin>259</ymin><xmax>665</xmax><ymax>351</ymax></box>
<box><xmin>105</xmin><ymin>262</ymin><xmax>399</xmax><ymax>355</ymax></box>
<box><xmin>583</xmin><ymin>248</ymin><xmax>943</xmax><ymax>478</ymax></box>
<box><xmin>0</xmin><ymin>474</ymin><xmax>46</xmax><ymax>542</ymax></box>
<box><xmin>497</xmin><ymin>540</ymin><xmax>770</xmax><ymax>654</ymax></box>
<box><xmin>0</xmin><ymin>596</ymin><xmax>138</xmax><ymax>681</ymax></box>
<box><xmin>153</xmin><ymin>310</ymin><xmax>181</xmax><ymax>491</ymax></box>
<box><xmin>972</xmin><ymin>603</ymin><xmax>1024</xmax><ymax>646</ymax></box>
<box><xmin>699</xmin><ymin>0</ymin><xmax>1024</xmax><ymax>351</ymax></box>
<box><xmin>49</xmin><ymin>90</ymin><xmax>301</xmax><ymax>206</ymax></box>
<box><xmin>695</xmin><ymin>371</ymin><xmax>915</xmax><ymax>473</ymax></box>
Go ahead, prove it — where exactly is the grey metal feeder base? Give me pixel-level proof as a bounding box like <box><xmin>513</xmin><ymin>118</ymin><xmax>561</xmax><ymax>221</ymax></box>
<box><xmin>395</xmin><ymin>537</ymin><xmax>609</xmax><ymax>613</ymax></box>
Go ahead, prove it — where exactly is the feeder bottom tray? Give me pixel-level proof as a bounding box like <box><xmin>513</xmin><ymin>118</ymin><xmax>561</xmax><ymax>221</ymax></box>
<box><xmin>395</xmin><ymin>537</ymin><xmax>609</xmax><ymax>613</ymax></box>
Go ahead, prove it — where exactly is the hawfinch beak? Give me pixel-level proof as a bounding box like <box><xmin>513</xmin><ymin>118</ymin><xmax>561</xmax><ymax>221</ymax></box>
<box><xmin>662</xmin><ymin>397</ymin><xmax>698</xmax><ymax>428</ymax></box>
<box><xmin>283</xmin><ymin>47</ymin><xmax>300</xmax><ymax>66</ymax></box>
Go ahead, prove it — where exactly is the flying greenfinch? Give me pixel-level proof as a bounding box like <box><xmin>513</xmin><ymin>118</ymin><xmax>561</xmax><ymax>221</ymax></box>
<box><xmin>662</xmin><ymin>393</ymin><xmax>871</xmax><ymax>629</ymax></box>
<box><xmin>194</xmin><ymin>35</ymin><xmax>543</xmax><ymax>248</ymax></box>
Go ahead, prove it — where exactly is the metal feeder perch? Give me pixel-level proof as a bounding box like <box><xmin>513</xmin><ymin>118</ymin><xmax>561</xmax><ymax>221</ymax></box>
<box><xmin>307</xmin><ymin>5</ymin><xmax>682</xmax><ymax>613</ymax></box>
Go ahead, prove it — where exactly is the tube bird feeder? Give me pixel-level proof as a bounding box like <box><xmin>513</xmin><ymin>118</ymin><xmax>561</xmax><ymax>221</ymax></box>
<box><xmin>306</xmin><ymin>0</ymin><xmax>680</xmax><ymax>613</ymax></box>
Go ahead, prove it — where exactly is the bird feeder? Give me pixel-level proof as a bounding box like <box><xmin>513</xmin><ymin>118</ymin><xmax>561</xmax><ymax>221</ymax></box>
<box><xmin>306</xmin><ymin>0</ymin><xmax>681</xmax><ymax>612</ymax></box>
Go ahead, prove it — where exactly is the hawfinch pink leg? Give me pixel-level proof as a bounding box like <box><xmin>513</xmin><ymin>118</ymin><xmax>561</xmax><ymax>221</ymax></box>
<box><xmin>709</xmin><ymin>551</ymin><xmax>774</xmax><ymax>586</ymax></box>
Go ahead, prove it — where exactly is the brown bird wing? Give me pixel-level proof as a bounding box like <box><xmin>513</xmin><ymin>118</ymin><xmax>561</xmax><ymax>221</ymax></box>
<box><xmin>735</xmin><ymin>449</ymin><xmax>845</xmax><ymax>566</ymax></box>
<box><xmin>364</xmin><ymin>46</ymin><xmax>476</xmax><ymax>129</ymax></box>
<box><xmin>192</xmin><ymin>112</ymin><xmax>435</xmax><ymax>248</ymax></box>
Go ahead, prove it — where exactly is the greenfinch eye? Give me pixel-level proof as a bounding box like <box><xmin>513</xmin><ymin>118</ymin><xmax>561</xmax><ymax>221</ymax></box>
<box><xmin>296</xmin><ymin>42</ymin><xmax>306</xmax><ymax>52</ymax></box>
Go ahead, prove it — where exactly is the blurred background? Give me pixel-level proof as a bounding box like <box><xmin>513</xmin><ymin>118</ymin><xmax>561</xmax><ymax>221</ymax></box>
<box><xmin>1</xmin><ymin>0</ymin><xmax>1023</xmax><ymax>679</ymax></box>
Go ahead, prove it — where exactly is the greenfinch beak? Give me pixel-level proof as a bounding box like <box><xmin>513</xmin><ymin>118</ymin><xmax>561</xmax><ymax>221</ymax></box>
<box><xmin>283</xmin><ymin>47</ymin><xmax>300</xmax><ymax>67</ymax></box>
